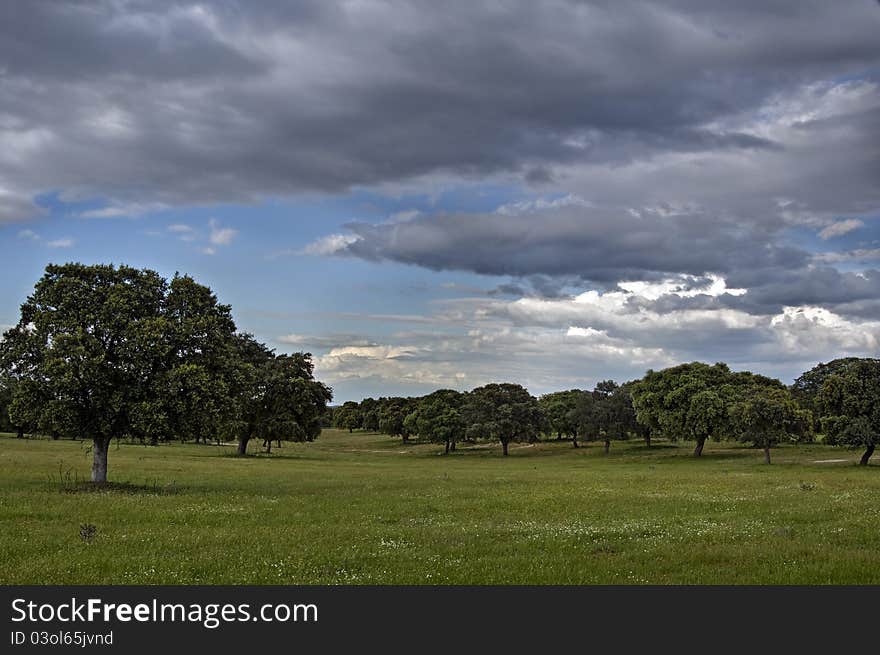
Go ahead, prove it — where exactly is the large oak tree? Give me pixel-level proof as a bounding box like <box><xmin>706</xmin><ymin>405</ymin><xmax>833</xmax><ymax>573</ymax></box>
<box><xmin>1</xmin><ymin>264</ymin><xmax>169</xmax><ymax>482</ymax></box>
<box><xmin>631</xmin><ymin>362</ymin><xmax>733</xmax><ymax>457</ymax></box>
<box><xmin>0</xmin><ymin>264</ymin><xmax>333</xmax><ymax>476</ymax></box>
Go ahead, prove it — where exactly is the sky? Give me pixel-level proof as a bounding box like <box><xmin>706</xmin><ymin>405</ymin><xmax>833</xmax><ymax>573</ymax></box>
<box><xmin>1</xmin><ymin>1</ymin><xmax>879</xmax><ymax>402</ymax></box>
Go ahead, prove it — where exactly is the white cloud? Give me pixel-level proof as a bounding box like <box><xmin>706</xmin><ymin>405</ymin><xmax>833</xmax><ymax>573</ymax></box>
<box><xmin>166</xmin><ymin>220</ymin><xmax>237</xmax><ymax>250</ymax></box>
<box><xmin>767</xmin><ymin>306</ymin><xmax>880</xmax><ymax>355</ymax></box>
<box><xmin>278</xmin><ymin>333</ymin><xmax>309</xmax><ymax>345</ymax></box>
<box><xmin>617</xmin><ymin>275</ymin><xmax>746</xmax><ymax>301</ymax></box>
<box><xmin>566</xmin><ymin>326</ymin><xmax>609</xmax><ymax>339</ymax></box>
<box><xmin>496</xmin><ymin>194</ymin><xmax>592</xmax><ymax>216</ymax></box>
<box><xmin>278</xmin><ymin>333</ymin><xmax>378</xmax><ymax>349</ymax></box>
<box><xmin>817</xmin><ymin>218</ymin><xmax>864</xmax><ymax>240</ymax></box>
<box><xmin>208</xmin><ymin>218</ymin><xmax>237</xmax><ymax>246</ymax></box>
<box><xmin>46</xmin><ymin>238</ymin><xmax>74</xmax><ymax>248</ymax></box>
<box><xmin>314</xmin><ymin>342</ymin><xmax>472</xmax><ymax>389</ymax></box>
<box><xmin>815</xmin><ymin>248</ymin><xmax>880</xmax><ymax>264</ymax></box>
<box><xmin>79</xmin><ymin>202</ymin><xmax>167</xmax><ymax>218</ymax></box>
<box><xmin>17</xmin><ymin>229</ymin><xmax>40</xmax><ymax>241</ymax></box>
<box><xmin>14</xmin><ymin>229</ymin><xmax>75</xmax><ymax>249</ymax></box>
<box><xmin>387</xmin><ymin>210</ymin><xmax>421</xmax><ymax>223</ymax></box>
<box><xmin>299</xmin><ymin>233</ymin><xmax>360</xmax><ymax>256</ymax></box>
<box><xmin>167</xmin><ymin>223</ymin><xmax>197</xmax><ymax>241</ymax></box>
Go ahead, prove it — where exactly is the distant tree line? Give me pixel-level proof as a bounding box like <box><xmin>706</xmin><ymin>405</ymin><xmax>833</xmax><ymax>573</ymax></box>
<box><xmin>2</xmin><ymin>264</ymin><xmax>878</xmax><ymax>483</ymax></box>
<box><xmin>0</xmin><ymin>263</ymin><xmax>332</xmax><ymax>482</ymax></box>
<box><xmin>332</xmin><ymin>359</ymin><xmax>879</xmax><ymax>466</ymax></box>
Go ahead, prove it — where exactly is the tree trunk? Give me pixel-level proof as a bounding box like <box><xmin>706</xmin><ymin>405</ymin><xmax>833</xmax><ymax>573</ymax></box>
<box><xmin>264</xmin><ymin>439</ymin><xmax>272</xmax><ymax>454</ymax></box>
<box><xmin>860</xmin><ymin>444</ymin><xmax>875</xmax><ymax>466</ymax></box>
<box><xmin>51</xmin><ymin>431</ymin><xmax>59</xmax><ymax>440</ymax></box>
<box><xmin>450</xmin><ymin>439</ymin><xmax>456</xmax><ymax>452</ymax></box>
<box><xmin>501</xmin><ymin>438</ymin><xmax>509</xmax><ymax>456</ymax></box>
<box><xmin>91</xmin><ymin>438</ymin><xmax>109</xmax><ymax>483</ymax></box>
<box><xmin>693</xmin><ymin>438</ymin><xmax>706</xmax><ymax>457</ymax></box>
<box><xmin>763</xmin><ymin>445</ymin><xmax>771</xmax><ymax>465</ymax></box>
<box><xmin>16</xmin><ymin>426</ymin><xmax>23</xmax><ymax>439</ymax></box>
<box><xmin>644</xmin><ymin>434</ymin><xmax>651</xmax><ymax>448</ymax></box>
<box><xmin>556</xmin><ymin>432</ymin><xmax>562</xmax><ymax>441</ymax></box>
<box><xmin>150</xmin><ymin>435</ymin><xmax>158</xmax><ymax>446</ymax></box>
<box><xmin>444</xmin><ymin>439</ymin><xmax>450</xmax><ymax>454</ymax></box>
<box><xmin>237</xmin><ymin>436</ymin><xmax>249</xmax><ymax>456</ymax></box>
<box><xmin>402</xmin><ymin>434</ymin><xmax>409</xmax><ymax>444</ymax></box>
<box><xmin>604</xmin><ymin>439</ymin><xmax>611</xmax><ymax>455</ymax></box>
<box><xmin>572</xmin><ymin>434</ymin><xmax>579</xmax><ymax>448</ymax></box>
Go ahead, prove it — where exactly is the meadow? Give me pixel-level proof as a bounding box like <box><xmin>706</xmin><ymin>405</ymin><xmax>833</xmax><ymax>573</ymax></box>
<box><xmin>1</xmin><ymin>430</ymin><xmax>879</xmax><ymax>585</ymax></box>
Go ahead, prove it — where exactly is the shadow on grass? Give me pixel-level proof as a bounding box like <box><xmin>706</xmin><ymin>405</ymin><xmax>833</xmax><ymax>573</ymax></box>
<box><xmin>216</xmin><ymin>449</ymin><xmax>317</xmax><ymax>462</ymax></box>
<box><xmin>49</xmin><ymin>465</ymin><xmax>182</xmax><ymax>495</ymax></box>
<box><xmin>641</xmin><ymin>450</ymin><xmax>752</xmax><ymax>462</ymax></box>
<box><xmin>628</xmin><ymin>442</ymin><xmax>680</xmax><ymax>450</ymax></box>
<box><xmin>59</xmin><ymin>480</ymin><xmax>183</xmax><ymax>495</ymax></box>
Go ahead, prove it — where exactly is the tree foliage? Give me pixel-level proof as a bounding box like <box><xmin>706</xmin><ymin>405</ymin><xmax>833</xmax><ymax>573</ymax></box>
<box><xmin>376</xmin><ymin>397</ymin><xmax>417</xmax><ymax>443</ymax></box>
<box><xmin>631</xmin><ymin>362</ymin><xmax>734</xmax><ymax>456</ymax></box>
<box><xmin>571</xmin><ymin>381</ymin><xmax>639</xmax><ymax>453</ymax></box>
<box><xmin>463</xmin><ymin>383</ymin><xmax>545</xmax><ymax>456</ymax></box>
<box><xmin>1</xmin><ymin>264</ymin><xmax>170</xmax><ymax>481</ymax></box>
<box><xmin>333</xmin><ymin>401</ymin><xmax>362</xmax><ymax>432</ymax></box>
<box><xmin>728</xmin><ymin>383</ymin><xmax>811</xmax><ymax>464</ymax></box>
<box><xmin>407</xmin><ymin>389</ymin><xmax>465</xmax><ymax>453</ymax></box>
<box><xmin>235</xmin><ymin>352</ymin><xmax>332</xmax><ymax>455</ymax></box>
<box><xmin>818</xmin><ymin>359</ymin><xmax>880</xmax><ymax>465</ymax></box>
<box><xmin>0</xmin><ymin>263</ymin><xmax>333</xmax><ymax>477</ymax></box>
<box><xmin>539</xmin><ymin>390</ymin><xmax>582</xmax><ymax>446</ymax></box>
<box><xmin>791</xmin><ymin>358</ymin><xmax>873</xmax><ymax>431</ymax></box>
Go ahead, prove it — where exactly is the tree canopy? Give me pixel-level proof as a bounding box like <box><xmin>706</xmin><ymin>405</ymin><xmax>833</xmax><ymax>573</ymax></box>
<box><xmin>818</xmin><ymin>359</ymin><xmax>880</xmax><ymax>466</ymax></box>
<box><xmin>631</xmin><ymin>362</ymin><xmax>734</xmax><ymax>456</ymax></box>
<box><xmin>377</xmin><ymin>397</ymin><xmax>417</xmax><ymax>443</ymax></box>
<box><xmin>406</xmin><ymin>389</ymin><xmax>466</xmax><ymax>454</ymax></box>
<box><xmin>1</xmin><ymin>264</ymin><xmax>171</xmax><ymax>481</ymax></box>
<box><xmin>333</xmin><ymin>401</ymin><xmax>362</xmax><ymax>433</ymax></box>
<box><xmin>463</xmin><ymin>383</ymin><xmax>545</xmax><ymax>456</ymax></box>
<box><xmin>728</xmin><ymin>383</ymin><xmax>811</xmax><ymax>464</ymax></box>
<box><xmin>791</xmin><ymin>358</ymin><xmax>875</xmax><ymax>431</ymax></box>
<box><xmin>539</xmin><ymin>390</ymin><xmax>582</xmax><ymax>446</ymax></box>
<box><xmin>0</xmin><ymin>263</ymin><xmax>333</xmax><ymax>478</ymax></box>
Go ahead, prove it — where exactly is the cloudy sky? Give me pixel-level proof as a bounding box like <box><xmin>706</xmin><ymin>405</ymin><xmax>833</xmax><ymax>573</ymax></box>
<box><xmin>2</xmin><ymin>1</ymin><xmax>879</xmax><ymax>401</ymax></box>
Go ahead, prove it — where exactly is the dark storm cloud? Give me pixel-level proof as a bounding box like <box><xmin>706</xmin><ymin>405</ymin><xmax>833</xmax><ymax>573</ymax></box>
<box><xmin>327</xmin><ymin>200</ymin><xmax>880</xmax><ymax>315</ymax></box>
<box><xmin>489</xmin><ymin>275</ymin><xmax>587</xmax><ymax>299</ymax></box>
<box><xmin>726</xmin><ymin>268</ymin><xmax>880</xmax><ymax>316</ymax></box>
<box><xmin>1</xmin><ymin>0</ymin><xmax>879</xmax><ymax>220</ymax></box>
<box><xmin>0</xmin><ymin>1</ymin><xmax>264</xmax><ymax>81</ymax></box>
<box><xmin>339</xmin><ymin>205</ymin><xmax>806</xmax><ymax>281</ymax></box>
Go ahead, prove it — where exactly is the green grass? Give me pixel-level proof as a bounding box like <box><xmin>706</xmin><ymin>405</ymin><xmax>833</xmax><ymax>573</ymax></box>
<box><xmin>1</xmin><ymin>430</ymin><xmax>878</xmax><ymax>584</ymax></box>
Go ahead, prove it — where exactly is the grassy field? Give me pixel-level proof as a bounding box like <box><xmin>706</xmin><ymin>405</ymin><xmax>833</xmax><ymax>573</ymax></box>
<box><xmin>1</xmin><ymin>429</ymin><xmax>879</xmax><ymax>584</ymax></box>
